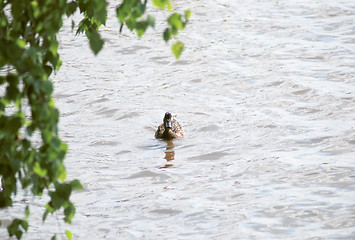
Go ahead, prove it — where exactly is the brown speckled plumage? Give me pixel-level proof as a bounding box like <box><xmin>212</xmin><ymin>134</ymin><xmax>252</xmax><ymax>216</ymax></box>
<box><xmin>155</xmin><ymin>112</ymin><xmax>185</xmax><ymax>140</ymax></box>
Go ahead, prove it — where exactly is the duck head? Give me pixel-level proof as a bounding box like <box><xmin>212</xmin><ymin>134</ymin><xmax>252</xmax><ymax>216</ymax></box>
<box><xmin>163</xmin><ymin>112</ymin><xmax>172</xmax><ymax>129</ymax></box>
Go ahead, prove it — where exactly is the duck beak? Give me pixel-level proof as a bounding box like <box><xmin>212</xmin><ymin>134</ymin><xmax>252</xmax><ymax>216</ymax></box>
<box><xmin>165</xmin><ymin>119</ymin><xmax>172</xmax><ymax>128</ymax></box>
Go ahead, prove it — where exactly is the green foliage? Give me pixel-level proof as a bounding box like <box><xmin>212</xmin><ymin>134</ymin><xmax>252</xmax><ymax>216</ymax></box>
<box><xmin>152</xmin><ymin>0</ymin><xmax>173</xmax><ymax>11</ymax></box>
<box><xmin>7</xmin><ymin>218</ymin><xmax>28</xmax><ymax>239</ymax></box>
<box><xmin>116</xmin><ymin>0</ymin><xmax>154</xmax><ymax>37</ymax></box>
<box><xmin>1</xmin><ymin>0</ymin><xmax>189</xmax><ymax>239</ymax></box>
<box><xmin>164</xmin><ymin>10</ymin><xmax>190</xmax><ymax>58</ymax></box>
<box><xmin>172</xmin><ymin>41</ymin><xmax>184</xmax><ymax>59</ymax></box>
<box><xmin>86</xmin><ymin>28</ymin><xmax>105</xmax><ymax>55</ymax></box>
<box><xmin>117</xmin><ymin>0</ymin><xmax>190</xmax><ymax>57</ymax></box>
<box><xmin>66</xmin><ymin>230</ymin><xmax>73</xmax><ymax>240</ymax></box>
<box><xmin>76</xmin><ymin>0</ymin><xmax>108</xmax><ymax>55</ymax></box>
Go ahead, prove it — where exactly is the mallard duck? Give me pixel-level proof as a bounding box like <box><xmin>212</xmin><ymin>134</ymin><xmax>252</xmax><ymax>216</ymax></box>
<box><xmin>155</xmin><ymin>112</ymin><xmax>185</xmax><ymax>140</ymax></box>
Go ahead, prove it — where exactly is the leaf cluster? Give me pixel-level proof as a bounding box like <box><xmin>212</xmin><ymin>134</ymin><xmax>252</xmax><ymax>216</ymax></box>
<box><xmin>1</xmin><ymin>0</ymin><xmax>85</xmax><ymax>239</ymax></box>
<box><xmin>117</xmin><ymin>0</ymin><xmax>190</xmax><ymax>58</ymax></box>
<box><xmin>75</xmin><ymin>0</ymin><xmax>108</xmax><ymax>54</ymax></box>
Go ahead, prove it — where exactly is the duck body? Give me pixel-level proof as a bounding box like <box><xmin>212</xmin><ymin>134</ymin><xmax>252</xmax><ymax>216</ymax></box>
<box><xmin>155</xmin><ymin>112</ymin><xmax>185</xmax><ymax>140</ymax></box>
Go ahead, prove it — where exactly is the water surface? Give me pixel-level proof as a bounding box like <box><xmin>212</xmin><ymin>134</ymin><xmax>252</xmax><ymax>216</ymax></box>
<box><xmin>1</xmin><ymin>0</ymin><xmax>354</xmax><ymax>239</ymax></box>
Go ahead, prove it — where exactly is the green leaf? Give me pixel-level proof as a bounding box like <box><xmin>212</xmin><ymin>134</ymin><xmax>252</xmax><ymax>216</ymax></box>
<box><xmin>116</xmin><ymin>3</ymin><xmax>129</xmax><ymax>23</ymax></box>
<box><xmin>15</xmin><ymin>230</ymin><xmax>23</xmax><ymax>240</ymax></box>
<box><xmin>64</xmin><ymin>204</ymin><xmax>75</xmax><ymax>223</ymax></box>
<box><xmin>7</xmin><ymin>219</ymin><xmax>27</xmax><ymax>239</ymax></box>
<box><xmin>11</xmin><ymin>2</ymin><xmax>23</xmax><ymax>19</ymax></box>
<box><xmin>33</xmin><ymin>162</ymin><xmax>47</xmax><ymax>178</ymax></box>
<box><xmin>49</xmin><ymin>40</ymin><xmax>59</xmax><ymax>56</ymax></box>
<box><xmin>76</xmin><ymin>18</ymin><xmax>90</xmax><ymax>35</ymax></box>
<box><xmin>163</xmin><ymin>28</ymin><xmax>172</xmax><ymax>42</ymax></box>
<box><xmin>0</xmin><ymin>192</ymin><xmax>13</xmax><ymax>208</ymax></box>
<box><xmin>85</xmin><ymin>29</ymin><xmax>104</xmax><ymax>55</ymax></box>
<box><xmin>147</xmin><ymin>15</ymin><xmax>155</xmax><ymax>28</ymax></box>
<box><xmin>71</xmin><ymin>20</ymin><xmax>75</xmax><ymax>31</ymax></box>
<box><xmin>25</xmin><ymin>206</ymin><xmax>30</xmax><ymax>218</ymax></box>
<box><xmin>55</xmin><ymin>183</ymin><xmax>72</xmax><ymax>201</ymax></box>
<box><xmin>41</xmin><ymin>129</ymin><xmax>52</xmax><ymax>143</ymax></box>
<box><xmin>93</xmin><ymin>0</ymin><xmax>108</xmax><ymax>25</ymax></box>
<box><xmin>185</xmin><ymin>10</ymin><xmax>191</xmax><ymax>20</ymax></box>
<box><xmin>65</xmin><ymin>230</ymin><xmax>73</xmax><ymax>240</ymax></box>
<box><xmin>6</xmin><ymin>84</ymin><xmax>19</xmax><ymax>101</ymax></box>
<box><xmin>31</xmin><ymin>1</ymin><xmax>40</xmax><ymax>19</ymax></box>
<box><xmin>40</xmin><ymin>80</ymin><xmax>53</xmax><ymax>94</ymax></box>
<box><xmin>20</xmin><ymin>220</ymin><xmax>28</xmax><ymax>232</ymax></box>
<box><xmin>152</xmin><ymin>0</ymin><xmax>167</xmax><ymax>9</ymax></box>
<box><xmin>66</xmin><ymin>1</ymin><xmax>78</xmax><ymax>17</ymax></box>
<box><xmin>171</xmin><ymin>41</ymin><xmax>184</xmax><ymax>59</ymax></box>
<box><xmin>8</xmin><ymin>113</ymin><xmax>24</xmax><ymax>135</ymax></box>
<box><xmin>50</xmin><ymin>193</ymin><xmax>65</xmax><ymax>209</ymax></box>
<box><xmin>6</xmin><ymin>42</ymin><xmax>23</xmax><ymax>62</ymax></box>
<box><xmin>152</xmin><ymin>0</ymin><xmax>172</xmax><ymax>10</ymax></box>
<box><xmin>135</xmin><ymin>21</ymin><xmax>149</xmax><ymax>37</ymax></box>
<box><xmin>69</xmin><ymin>179</ymin><xmax>83</xmax><ymax>190</ymax></box>
<box><xmin>16</xmin><ymin>39</ymin><xmax>26</xmax><ymax>48</ymax></box>
<box><xmin>51</xmin><ymin>234</ymin><xmax>57</xmax><ymax>240</ymax></box>
<box><xmin>43</xmin><ymin>210</ymin><xmax>49</xmax><ymax>222</ymax></box>
<box><xmin>0</xmin><ymin>15</ymin><xmax>8</xmax><ymax>27</ymax></box>
<box><xmin>168</xmin><ymin>13</ymin><xmax>183</xmax><ymax>30</ymax></box>
<box><xmin>57</xmin><ymin>161</ymin><xmax>67</xmax><ymax>182</ymax></box>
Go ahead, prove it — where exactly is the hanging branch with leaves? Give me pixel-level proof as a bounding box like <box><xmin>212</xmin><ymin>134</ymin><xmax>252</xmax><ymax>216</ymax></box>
<box><xmin>0</xmin><ymin>0</ymin><xmax>190</xmax><ymax>239</ymax></box>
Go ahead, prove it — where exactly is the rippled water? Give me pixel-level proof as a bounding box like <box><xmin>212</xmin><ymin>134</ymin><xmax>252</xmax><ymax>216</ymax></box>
<box><xmin>1</xmin><ymin>0</ymin><xmax>355</xmax><ymax>239</ymax></box>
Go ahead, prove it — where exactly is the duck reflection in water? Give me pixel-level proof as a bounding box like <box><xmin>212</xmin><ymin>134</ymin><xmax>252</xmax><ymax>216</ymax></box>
<box><xmin>155</xmin><ymin>112</ymin><xmax>184</xmax><ymax>168</ymax></box>
<box><xmin>162</xmin><ymin>140</ymin><xmax>175</xmax><ymax>168</ymax></box>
